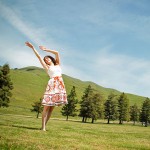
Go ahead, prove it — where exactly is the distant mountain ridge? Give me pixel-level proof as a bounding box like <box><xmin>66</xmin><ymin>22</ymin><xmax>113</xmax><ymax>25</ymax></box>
<box><xmin>10</xmin><ymin>66</ymin><xmax>146</xmax><ymax>108</ymax></box>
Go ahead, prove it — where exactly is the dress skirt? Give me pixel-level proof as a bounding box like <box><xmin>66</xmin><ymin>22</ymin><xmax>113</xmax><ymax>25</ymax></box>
<box><xmin>42</xmin><ymin>76</ymin><xmax>68</xmax><ymax>106</ymax></box>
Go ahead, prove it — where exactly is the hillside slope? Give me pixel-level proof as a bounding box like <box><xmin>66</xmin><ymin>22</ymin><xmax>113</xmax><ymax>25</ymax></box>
<box><xmin>0</xmin><ymin>66</ymin><xmax>146</xmax><ymax>117</ymax></box>
<box><xmin>12</xmin><ymin>66</ymin><xmax>146</xmax><ymax>105</ymax></box>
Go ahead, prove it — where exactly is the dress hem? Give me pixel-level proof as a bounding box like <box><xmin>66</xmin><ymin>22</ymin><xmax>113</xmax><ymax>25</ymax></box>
<box><xmin>42</xmin><ymin>102</ymin><xmax>68</xmax><ymax>106</ymax></box>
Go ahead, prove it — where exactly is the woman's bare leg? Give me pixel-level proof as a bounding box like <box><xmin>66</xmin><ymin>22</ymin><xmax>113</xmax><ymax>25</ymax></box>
<box><xmin>45</xmin><ymin>106</ymin><xmax>55</xmax><ymax>125</ymax></box>
<box><xmin>41</xmin><ymin>106</ymin><xmax>50</xmax><ymax>131</ymax></box>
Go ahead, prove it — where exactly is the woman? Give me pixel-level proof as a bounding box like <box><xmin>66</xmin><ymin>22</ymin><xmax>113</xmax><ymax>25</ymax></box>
<box><xmin>25</xmin><ymin>42</ymin><xmax>68</xmax><ymax>131</ymax></box>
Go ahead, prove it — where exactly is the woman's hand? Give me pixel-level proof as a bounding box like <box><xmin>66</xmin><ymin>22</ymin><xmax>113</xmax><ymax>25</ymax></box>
<box><xmin>25</xmin><ymin>41</ymin><xmax>34</xmax><ymax>49</ymax></box>
<box><xmin>39</xmin><ymin>46</ymin><xmax>47</xmax><ymax>51</ymax></box>
<box><xmin>39</xmin><ymin>45</ymin><xmax>60</xmax><ymax>65</ymax></box>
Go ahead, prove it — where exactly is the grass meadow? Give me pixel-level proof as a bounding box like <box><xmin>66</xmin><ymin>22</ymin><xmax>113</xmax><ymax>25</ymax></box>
<box><xmin>0</xmin><ymin>113</ymin><xmax>150</xmax><ymax>150</ymax></box>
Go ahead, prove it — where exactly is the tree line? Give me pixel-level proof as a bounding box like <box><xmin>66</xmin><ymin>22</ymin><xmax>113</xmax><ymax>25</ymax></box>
<box><xmin>61</xmin><ymin>85</ymin><xmax>150</xmax><ymax>127</ymax></box>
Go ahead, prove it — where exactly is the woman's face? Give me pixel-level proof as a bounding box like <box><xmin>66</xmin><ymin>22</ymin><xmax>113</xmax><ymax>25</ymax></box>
<box><xmin>44</xmin><ymin>57</ymin><xmax>52</xmax><ymax>65</ymax></box>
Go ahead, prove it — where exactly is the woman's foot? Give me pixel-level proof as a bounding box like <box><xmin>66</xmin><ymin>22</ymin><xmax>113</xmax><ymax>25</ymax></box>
<box><xmin>40</xmin><ymin>128</ymin><xmax>46</xmax><ymax>131</ymax></box>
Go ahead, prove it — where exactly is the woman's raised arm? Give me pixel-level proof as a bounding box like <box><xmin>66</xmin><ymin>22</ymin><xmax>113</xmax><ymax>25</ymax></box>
<box><xmin>39</xmin><ymin>46</ymin><xmax>60</xmax><ymax>65</ymax></box>
<box><xmin>25</xmin><ymin>42</ymin><xmax>48</xmax><ymax>71</ymax></box>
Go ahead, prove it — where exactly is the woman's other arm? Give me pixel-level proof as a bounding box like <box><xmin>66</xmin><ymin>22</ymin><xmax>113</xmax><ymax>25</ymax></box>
<box><xmin>39</xmin><ymin>46</ymin><xmax>60</xmax><ymax>65</ymax></box>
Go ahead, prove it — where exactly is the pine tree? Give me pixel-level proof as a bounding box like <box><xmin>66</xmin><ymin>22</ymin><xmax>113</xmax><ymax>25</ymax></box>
<box><xmin>140</xmin><ymin>98</ymin><xmax>150</xmax><ymax>127</ymax></box>
<box><xmin>90</xmin><ymin>93</ymin><xmax>104</xmax><ymax>123</ymax></box>
<box><xmin>0</xmin><ymin>64</ymin><xmax>13</xmax><ymax>107</ymax></box>
<box><xmin>61</xmin><ymin>86</ymin><xmax>78</xmax><ymax>120</ymax></box>
<box><xmin>104</xmin><ymin>93</ymin><xmax>118</xmax><ymax>124</ymax></box>
<box><xmin>79</xmin><ymin>85</ymin><xmax>94</xmax><ymax>122</ymax></box>
<box><xmin>79</xmin><ymin>85</ymin><xmax>104</xmax><ymax>123</ymax></box>
<box><xmin>130</xmin><ymin>104</ymin><xmax>139</xmax><ymax>125</ymax></box>
<box><xmin>118</xmin><ymin>92</ymin><xmax>130</xmax><ymax>124</ymax></box>
<box><xmin>31</xmin><ymin>98</ymin><xmax>43</xmax><ymax>118</ymax></box>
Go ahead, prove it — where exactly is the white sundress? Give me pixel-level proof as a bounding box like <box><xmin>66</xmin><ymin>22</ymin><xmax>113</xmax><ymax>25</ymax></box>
<box><xmin>42</xmin><ymin>65</ymin><xmax>68</xmax><ymax>106</ymax></box>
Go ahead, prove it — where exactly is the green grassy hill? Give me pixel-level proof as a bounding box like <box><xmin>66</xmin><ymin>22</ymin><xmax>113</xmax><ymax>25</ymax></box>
<box><xmin>0</xmin><ymin>66</ymin><xmax>147</xmax><ymax>117</ymax></box>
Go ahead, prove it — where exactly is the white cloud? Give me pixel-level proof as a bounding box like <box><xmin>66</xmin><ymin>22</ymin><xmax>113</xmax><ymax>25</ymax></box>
<box><xmin>80</xmin><ymin>0</ymin><xmax>150</xmax><ymax>42</ymax></box>
<box><xmin>0</xmin><ymin>1</ymin><xmax>68</xmax><ymax>68</ymax></box>
<box><xmin>59</xmin><ymin>43</ymin><xmax>150</xmax><ymax>97</ymax></box>
<box><xmin>0</xmin><ymin>1</ymin><xmax>61</xmax><ymax>48</ymax></box>
<box><xmin>91</xmin><ymin>48</ymin><xmax>150</xmax><ymax>97</ymax></box>
<box><xmin>0</xmin><ymin>44</ymin><xmax>42</xmax><ymax>68</ymax></box>
<box><xmin>0</xmin><ymin>2</ymin><xmax>41</xmax><ymax>45</ymax></box>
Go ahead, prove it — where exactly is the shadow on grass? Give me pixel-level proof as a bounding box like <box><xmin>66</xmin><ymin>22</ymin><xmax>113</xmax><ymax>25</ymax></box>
<box><xmin>51</xmin><ymin>118</ymin><xmax>144</xmax><ymax>127</ymax></box>
<box><xmin>0</xmin><ymin>123</ymin><xmax>40</xmax><ymax>130</ymax></box>
<box><xmin>12</xmin><ymin>125</ymin><xmax>40</xmax><ymax>130</ymax></box>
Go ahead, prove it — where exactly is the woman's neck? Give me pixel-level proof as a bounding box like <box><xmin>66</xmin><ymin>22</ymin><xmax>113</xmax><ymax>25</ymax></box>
<box><xmin>49</xmin><ymin>62</ymin><xmax>54</xmax><ymax>66</ymax></box>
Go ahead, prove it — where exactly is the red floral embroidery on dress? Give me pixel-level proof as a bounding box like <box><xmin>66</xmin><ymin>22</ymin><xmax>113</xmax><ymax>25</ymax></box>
<box><xmin>42</xmin><ymin>76</ymin><xmax>68</xmax><ymax>106</ymax></box>
<box><xmin>45</xmin><ymin>96</ymin><xmax>50</xmax><ymax>102</ymax></box>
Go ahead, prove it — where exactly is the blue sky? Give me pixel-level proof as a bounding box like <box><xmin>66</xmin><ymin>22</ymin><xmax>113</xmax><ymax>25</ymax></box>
<box><xmin>0</xmin><ymin>0</ymin><xmax>150</xmax><ymax>97</ymax></box>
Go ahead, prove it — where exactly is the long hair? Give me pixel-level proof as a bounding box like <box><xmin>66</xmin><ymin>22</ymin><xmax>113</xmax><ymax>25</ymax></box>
<box><xmin>43</xmin><ymin>55</ymin><xmax>57</xmax><ymax>65</ymax></box>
